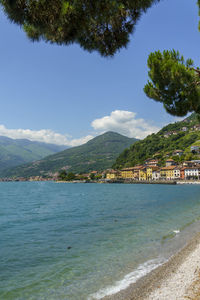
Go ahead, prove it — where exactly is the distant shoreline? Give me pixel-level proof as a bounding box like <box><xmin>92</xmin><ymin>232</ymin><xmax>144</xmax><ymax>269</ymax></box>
<box><xmin>1</xmin><ymin>179</ymin><xmax>200</xmax><ymax>185</ymax></box>
<box><xmin>100</xmin><ymin>179</ymin><xmax>200</xmax><ymax>185</ymax></box>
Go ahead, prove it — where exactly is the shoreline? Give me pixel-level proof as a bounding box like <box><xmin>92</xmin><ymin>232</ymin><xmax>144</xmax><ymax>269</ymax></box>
<box><xmin>1</xmin><ymin>179</ymin><xmax>200</xmax><ymax>185</ymax></box>
<box><xmin>102</xmin><ymin>232</ymin><xmax>200</xmax><ymax>300</ymax></box>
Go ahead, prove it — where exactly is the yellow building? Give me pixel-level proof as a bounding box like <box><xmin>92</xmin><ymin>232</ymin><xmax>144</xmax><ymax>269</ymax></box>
<box><xmin>106</xmin><ymin>170</ymin><xmax>120</xmax><ymax>180</ymax></box>
<box><xmin>132</xmin><ymin>166</ymin><xmax>143</xmax><ymax>180</ymax></box>
<box><xmin>160</xmin><ymin>166</ymin><xmax>176</xmax><ymax>180</ymax></box>
<box><xmin>121</xmin><ymin>167</ymin><xmax>135</xmax><ymax>179</ymax></box>
<box><xmin>139</xmin><ymin>167</ymin><xmax>147</xmax><ymax>181</ymax></box>
<box><xmin>146</xmin><ymin>166</ymin><xmax>160</xmax><ymax>180</ymax></box>
<box><xmin>120</xmin><ymin>166</ymin><xmax>143</xmax><ymax>179</ymax></box>
<box><xmin>146</xmin><ymin>167</ymin><xmax>153</xmax><ymax>180</ymax></box>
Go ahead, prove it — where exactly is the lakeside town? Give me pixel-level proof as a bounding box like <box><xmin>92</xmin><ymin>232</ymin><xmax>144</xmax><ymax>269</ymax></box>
<box><xmin>2</xmin><ymin>145</ymin><xmax>200</xmax><ymax>183</ymax></box>
<box><xmin>1</xmin><ymin>118</ymin><xmax>200</xmax><ymax>183</ymax></box>
<box><xmin>106</xmin><ymin>157</ymin><xmax>200</xmax><ymax>182</ymax></box>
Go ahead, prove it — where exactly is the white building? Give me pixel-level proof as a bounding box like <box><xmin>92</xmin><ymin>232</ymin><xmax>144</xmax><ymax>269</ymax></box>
<box><xmin>185</xmin><ymin>167</ymin><xmax>200</xmax><ymax>179</ymax></box>
<box><xmin>174</xmin><ymin>167</ymin><xmax>181</xmax><ymax>179</ymax></box>
<box><xmin>145</xmin><ymin>159</ymin><xmax>159</xmax><ymax>166</ymax></box>
<box><xmin>152</xmin><ymin>170</ymin><xmax>161</xmax><ymax>180</ymax></box>
<box><xmin>191</xmin><ymin>146</ymin><xmax>200</xmax><ymax>154</ymax></box>
<box><xmin>172</xmin><ymin>150</ymin><xmax>184</xmax><ymax>156</ymax></box>
<box><xmin>166</xmin><ymin>159</ymin><xmax>176</xmax><ymax>167</ymax></box>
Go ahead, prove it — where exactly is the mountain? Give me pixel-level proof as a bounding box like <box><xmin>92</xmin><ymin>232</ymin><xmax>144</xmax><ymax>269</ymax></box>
<box><xmin>113</xmin><ymin>113</ymin><xmax>200</xmax><ymax>169</ymax></box>
<box><xmin>1</xmin><ymin>132</ymin><xmax>138</xmax><ymax>178</ymax></box>
<box><xmin>0</xmin><ymin>136</ymin><xmax>68</xmax><ymax>171</ymax></box>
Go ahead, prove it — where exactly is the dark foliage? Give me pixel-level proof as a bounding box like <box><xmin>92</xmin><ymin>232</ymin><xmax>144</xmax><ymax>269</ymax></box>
<box><xmin>1</xmin><ymin>0</ymin><xmax>159</xmax><ymax>56</ymax></box>
<box><xmin>144</xmin><ymin>50</ymin><xmax>200</xmax><ymax>117</ymax></box>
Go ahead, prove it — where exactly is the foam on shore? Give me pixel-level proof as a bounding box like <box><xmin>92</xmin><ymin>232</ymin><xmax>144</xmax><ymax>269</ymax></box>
<box><xmin>88</xmin><ymin>258</ymin><xmax>165</xmax><ymax>300</ymax></box>
<box><xmin>99</xmin><ymin>232</ymin><xmax>200</xmax><ymax>300</ymax></box>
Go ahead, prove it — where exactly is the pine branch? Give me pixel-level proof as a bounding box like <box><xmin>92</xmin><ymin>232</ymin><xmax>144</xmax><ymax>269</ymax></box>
<box><xmin>191</xmin><ymin>67</ymin><xmax>200</xmax><ymax>77</ymax></box>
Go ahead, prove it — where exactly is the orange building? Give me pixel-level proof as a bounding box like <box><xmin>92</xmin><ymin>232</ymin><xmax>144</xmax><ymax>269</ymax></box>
<box><xmin>180</xmin><ymin>167</ymin><xmax>186</xmax><ymax>180</ymax></box>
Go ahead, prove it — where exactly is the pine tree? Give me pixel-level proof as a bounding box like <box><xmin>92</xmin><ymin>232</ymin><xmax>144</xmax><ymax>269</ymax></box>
<box><xmin>144</xmin><ymin>50</ymin><xmax>200</xmax><ymax>116</ymax></box>
<box><xmin>0</xmin><ymin>0</ymin><xmax>159</xmax><ymax>56</ymax></box>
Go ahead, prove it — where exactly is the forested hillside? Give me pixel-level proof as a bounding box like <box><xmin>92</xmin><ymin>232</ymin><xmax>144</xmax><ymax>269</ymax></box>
<box><xmin>0</xmin><ymin>136</ymin><xmax>67</xmax><ymax>171</ymax></box>
<box><xmin>113</xmin><ymin>113</ymin><xmax>200</xmax><ymax>169</ymax></box>
<box><xmin>1</xmin><ymin>132</ymin><xmax>137</xmax><ymax>178</ymax></box>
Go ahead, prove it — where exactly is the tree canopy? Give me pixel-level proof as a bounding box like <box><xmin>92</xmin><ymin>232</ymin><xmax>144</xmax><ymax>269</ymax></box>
<box><xmin>1</xmin><ymin>1</ymin><xmax>200</xmax><ymax>116</ymax></box>
<box><xmin>1</xmin><ymin>0</ymin><xmax>159</xmax><ymax>56</ymax></box>
<box><xmin>144</xmin><ymin>50</ymin><xmax>200</xmax><ymax>116</ymax></box>
<box><xmin>143</xmin><ymin>2</ymin><xmax>200</xmax><ymax>117</ymax></box>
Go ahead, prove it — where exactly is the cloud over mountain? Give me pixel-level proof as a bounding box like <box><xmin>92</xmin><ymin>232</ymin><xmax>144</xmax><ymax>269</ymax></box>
<box><xmin>91</xmin><ymin>110</ymin><xmax>160</xmax><ymax>139</ymax></box>
<box><xmin>0</xmin><ymin>110</ymin><xmax>160</xmax><ymax>146</ymax></box>
<box><xmin>0</xmin><ymin>125</ymin><xmax>93</xmax><ymax>146</ymax></box>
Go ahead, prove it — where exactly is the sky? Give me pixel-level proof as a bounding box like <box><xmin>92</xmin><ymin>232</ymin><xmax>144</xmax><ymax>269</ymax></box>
<box><xmin>0</xmin><ymin>0</ymin><xmax>199</xmax><ymax>146</ymax></box>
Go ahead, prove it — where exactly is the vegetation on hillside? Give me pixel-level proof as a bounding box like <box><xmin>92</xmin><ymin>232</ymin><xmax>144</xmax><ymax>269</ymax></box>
<box><xmin>0</xmin><ymin>136</ymin><xmax>67</xmax><ymax>171</ymax></box>
<box><xmin>113</xmin><ymin>113</ymin><xmax>200</xmax><ymax>169</ymax></box>
<box><xmin>58</xmin><ymin>170</ymin><xmax>76</xmax><ymax>181</ymax></box>
<box><xmin>57</xmin><ymin>170</ymin><xmax>102</xmax><ymax>181</ymax></box>
<box><xmin>0</xmin><ymin>132</ymin><xmax>137</xmax><ymax>178</ymax></box>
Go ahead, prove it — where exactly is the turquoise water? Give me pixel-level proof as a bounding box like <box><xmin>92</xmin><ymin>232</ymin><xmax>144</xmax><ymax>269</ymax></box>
<box><xmin>1</xmin><ymin>182</ymin><xmax>200</xmax><ymax>299</ymax></box>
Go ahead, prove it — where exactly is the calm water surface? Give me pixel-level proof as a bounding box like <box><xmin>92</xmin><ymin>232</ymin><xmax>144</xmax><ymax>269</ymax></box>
<box><xmin>1</xmin><ymin>182</ymin><xmax>200</xmax><ymax>299</ymax></box>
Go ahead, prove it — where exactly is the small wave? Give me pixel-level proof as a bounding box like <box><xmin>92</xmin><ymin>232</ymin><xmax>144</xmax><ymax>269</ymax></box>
<box><xmin>162</xmin><ymin>229</ymin><xmax>180</xmax><ymax>242</ymax></box>
<box><xmin>180</xmin><ymin>220</ymin><xmax>196</xmax><ymax>231</ymax></box>
<box><xmin>162</xmin><ymin>232</ymin><xmax>176</xmax><ymax>241</ymax></box>
<box><xmin>88</xmin><ymin>258</ymin><xmax>165</xmax><ymax>300</ymax></box>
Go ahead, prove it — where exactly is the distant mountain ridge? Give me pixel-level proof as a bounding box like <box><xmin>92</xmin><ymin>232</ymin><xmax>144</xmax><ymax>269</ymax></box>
<box><xmin>1</xmin><ymin>132</ymin><xmax>138</xmax><ymax>178</ymax></box>
<box><xmin>0</xmin><ymin>136</ymin><xmax>68</xmax><ymax>171</ymax></box>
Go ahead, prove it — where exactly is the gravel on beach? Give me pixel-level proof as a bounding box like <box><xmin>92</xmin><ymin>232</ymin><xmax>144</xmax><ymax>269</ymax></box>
<box><xmin>103</xmin><ymin>232</ymin><xmax>200</xmax><ymax>300</ymax></box>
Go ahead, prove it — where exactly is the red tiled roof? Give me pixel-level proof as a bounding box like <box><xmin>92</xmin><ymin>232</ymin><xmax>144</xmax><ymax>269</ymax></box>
<box><xmin>121</xmin><ymin>167</ymin><xmax>135</xmax><ymax>171</ymax></box>
<box><xmin>161</xmin><ymin>166</ymin><xmax>176</xmax><ymax>170</ymax></box>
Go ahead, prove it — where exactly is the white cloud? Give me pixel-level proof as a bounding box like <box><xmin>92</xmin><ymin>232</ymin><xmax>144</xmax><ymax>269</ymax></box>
<box><xmin>68</xmin><ymin>135</ymin><xmax>94</xmax><ymax>147</ymax></box>
<box><xmin>0</xmin><ymin>125</ymin><xmax>94</xmax><ymax>147</ymax></box>
<box><xmin>0</xmin><ymin>110</ymin><xmax>160</xmax><ymax>147</ymax></box>
<box><xmin>91</xmin><ymin>110</ymin><xmax>160</xmax><ymax>139</ymax></box>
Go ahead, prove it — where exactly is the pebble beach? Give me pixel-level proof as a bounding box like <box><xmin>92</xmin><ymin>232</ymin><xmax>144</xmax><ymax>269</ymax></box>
<box><xmin>103</xmin><ymin>232</ymin><xmax>200</xmax><ymax>300</ymax></box>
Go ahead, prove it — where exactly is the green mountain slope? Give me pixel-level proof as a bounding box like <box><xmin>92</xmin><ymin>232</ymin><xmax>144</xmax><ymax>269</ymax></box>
<box><xmin>113</xmin><ymin>113</ymin><xmax>200</xmax><ymax>169</ymax></box>
<box><xmin>1</xmin><ymin>132</ymin><xmax>138</xmax><ymax>178</ymax></box>
<box><xmin>0</xmin><ymin>136</ymin><xmax>67</xmax><ymax>171</ymax></box>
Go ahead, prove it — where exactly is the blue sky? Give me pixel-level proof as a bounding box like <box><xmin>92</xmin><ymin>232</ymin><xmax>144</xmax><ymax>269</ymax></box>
<box><xmin>0</xmin><ymin>0</ymin><xmax>199</xmax><ymax>145</ymax></box>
